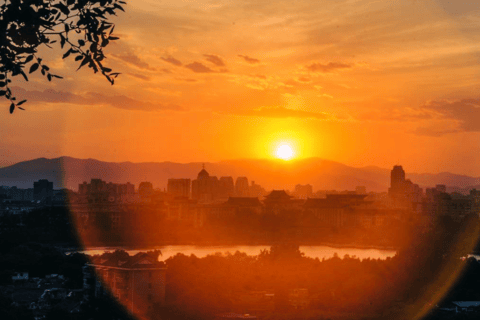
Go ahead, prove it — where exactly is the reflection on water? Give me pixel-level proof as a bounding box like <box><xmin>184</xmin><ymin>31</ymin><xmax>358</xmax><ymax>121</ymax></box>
<box><xmin>77</xmin><ymin>245</ymin><xmax>396</xmax><ymax>261</ymax></box>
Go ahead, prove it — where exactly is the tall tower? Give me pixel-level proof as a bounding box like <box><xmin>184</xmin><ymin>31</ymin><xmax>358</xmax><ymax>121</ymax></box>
<box><xmin>389</xmin><ymin>165</ymin><xmax>406</xmax><ymax>197</ymax></box>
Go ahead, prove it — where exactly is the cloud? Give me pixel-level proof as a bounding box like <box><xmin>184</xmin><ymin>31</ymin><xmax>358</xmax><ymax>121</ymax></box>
<box><xmin>127</xmin><ymin>73</ymin><xmax>151</xmax><ymax>81</ymax></box>
<box><xmin>356</xmin><ymin>108</ymin><xmax>434</xmax><ymax>122</ymax></box>
<box><xmin>185</xmin><ymin>61</ymin><xmax>215</xmax><ymax>73</ymax></box>
<box><xmin>238</xmin><ymin>55</ymin><xmax>260</xmax><ymax>64</ymax></box>
<box><xmin>10</xmin><ymin>87</ymin><xmax>183</xmax><ymax>112</ymax></box>
<box><xmin>161</xmin><ymin>56</ymin><xmax>183</xmax><ymax>66</ymax></box>
<box><xmin>251</xmin><ymin>74</ymin><xmax>267</xmax><ymax>79</ymax></box>
<box><xmin>112</xmin><ymin>53</ymin><xmax>155</xmax><ymax>71</ymax></box>
<box><xmin>306</xmin><ymin>62</ymin><xmax>351</xmax><ymax>73</ymax></box>
<box><xmin>233</xmin><ymin>106</ymin><xmax>330</xmax><ymax>119</ymax></box>
<box><xmin>203</xmin><ymin>54</ymin><xmax>226</xmax><ymax>66</ymax></box>
<box><xmin>416</xmin><ymin>98</ymin><xmax>480</xmax><ymax>134</ymax></box>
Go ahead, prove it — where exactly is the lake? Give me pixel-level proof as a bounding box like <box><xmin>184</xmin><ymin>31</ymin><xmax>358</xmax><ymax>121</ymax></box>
<box><xmin>76</xmin><ymin>245</ymin><xmax>396</xmax><ymax>261</ymax></box>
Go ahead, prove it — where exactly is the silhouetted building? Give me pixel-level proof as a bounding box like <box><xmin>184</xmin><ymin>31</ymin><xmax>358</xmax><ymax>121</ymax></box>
<box><xmin>84</xmin><ymin>252</ymin><xmax>166</xmax><ymax>317</ymax></box>
<box><xmin>293</xmin><ymin>184</ymin><xmax>313</xmax><ymax>199</ymax></box>
<box><xmin>235</xmin><ymin>177</ymin><xmax>249</xmax><ymax>197</ymax></box>
<box><xmin>78</xmin><ymin>179</ymin><xmax>135</xmax><ymax>203</ymax></box>
<box><xmin>250</xmin><ymin>181</ymin><xmax>266</xmax><ymax>198</ymax></box>
<box><xmin>263</xmin><ymin>190</ymin><xmax>303</xmax><ymax>214</ymax></box>
<box><xmin>389</xmin><ymin>165</ymin><xmax>405</xmax><ymax>196</ymax></box>
<box><xmin>33</xmin><ymin>179</ymin><xmax>53</xmax><ymax>202</ymax></box>
<box><xmin>218</xmin><ymin>176</ymin><xmax>235</xmax><ymax>199</ymax></box>
<box><xmin>388</xmin><ymin>165</ymin><xmax>422</xmax><ymax>203</ymax></box>
<box><xmin>167</xmin><ymin>178</ymin><xmax>191</xmax><ymax>198</ymax></box>
<box><xmin>138</xmin><ymin>182</ymin><xmax>154</xmax><ymax>198</ymax></box>
<box><xmin>355</xmin><ymin>186</ymin><xmax>367</xmax><ymax>195</ymax></box>
<box><xmin>192</xmin><ymin>166</ymin><xmax>219</xmax><ymax>203</ymax></box>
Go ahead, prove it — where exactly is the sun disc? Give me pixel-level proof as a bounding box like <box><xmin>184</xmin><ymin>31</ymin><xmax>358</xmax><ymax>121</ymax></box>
<box><xmin>276</xmin><ymin>144</ymin><xmax>294</xmax><ymax>160</ymax></box>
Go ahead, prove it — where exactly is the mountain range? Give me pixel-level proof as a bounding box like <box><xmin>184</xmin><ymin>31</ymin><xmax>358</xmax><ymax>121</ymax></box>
<box><xmin>1</xmin><ymin>156</ymin><xmax>479</xmax><ymax>193</ymax></box>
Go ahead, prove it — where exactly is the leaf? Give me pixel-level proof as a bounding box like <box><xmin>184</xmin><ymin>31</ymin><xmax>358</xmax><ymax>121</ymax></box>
<box><xmin>0</xmin><ymin>74</ymin><xmax>4</xmax><ymax>80</ymax></box>
<box><xmin>52</xmin><ymin>75</ymin><xmax>64</xmax><ymax>79</ymax></box>
<box><xmin>9</xmin><ymin>103</ymin><xmax>14</xmax><ymax>114</ymax></box>
<box><xmin>60</xmin><ymin>34</ymin><xmax>66</xmax><ymax>48</ymax></box>
<box><xmin>29</xmin><ymin>63</ymin><xmax>39</xmax><ymax>74</ymax></box>
<box><xmin>47</xmin><ymin>74</ymin><xmax>52</xmax><ymax>81</ymax></box>
<box><xmin>75</xmin><ymin>55</ymin><xmax>83</xmax><ymax>61</ymax></box>
<box><xmin>114</xmin><ymin>4</ymin><xmax>125</xmax><ymax>12</ymax></box>
<box><xmin>62</xmin><ymin>49</ymin><xmax>72</xmax><ymax>59</ymax></box>
<box><xmin>25</xmin><ymin>55</ymin><xmax>34</xmax><ymax>64</ymax></box>
<box><xmin>109</xmin><ymin>36</ymin><xmax>119</xmax><ymax>40</ymax></box>
<box><xmin>77</xmin><ymin>56</ymin><xmax>90</xmax><ymax>70</ymax></box>
<box><xmin>18</xmin><ymin>107</ymin><xmax>25</xmax><ymax>110</ymax></box>
<box><xmin>20</xmin><ymin>70</ymin><xmax>28</xmax><ymax>81</ymax></box>
<box><xmin>0</xmin><ymin>82</ymin><xmax>5</xmax><ymax>87</ymax></box>
<box><xmin>17</xmin><ymin>100</ymin><xmax>27</xmax><ymax>106</ymax></box>
<box><xmin>0</xmin><ymin>91</ymin><xmax>5</xmax><ymax>96</ymax></box>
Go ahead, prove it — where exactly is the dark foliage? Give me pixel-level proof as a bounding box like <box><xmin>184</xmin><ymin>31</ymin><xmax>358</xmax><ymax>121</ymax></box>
<box><xmin>0</xmin><ymin>0</ymin><xmax>125</xmax><ymax>112</ymax></box>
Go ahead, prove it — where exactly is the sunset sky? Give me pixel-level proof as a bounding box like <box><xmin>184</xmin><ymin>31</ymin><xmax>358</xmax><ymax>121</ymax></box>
<box><xmin>2</xmin><ymin>0</ymin><xmax>480</xmax><ymax>176</ymax></box>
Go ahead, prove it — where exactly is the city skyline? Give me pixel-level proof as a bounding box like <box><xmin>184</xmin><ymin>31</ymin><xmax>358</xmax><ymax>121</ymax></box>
<box><xmin>2</xmin><ymin>0</ymin><xmax>480</xmax><ymax>177</ymax></box>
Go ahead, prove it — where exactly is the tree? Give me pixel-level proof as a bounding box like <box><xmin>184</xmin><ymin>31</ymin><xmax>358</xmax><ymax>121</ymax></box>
<box><xmin>0</xmin><ymin>0</ymin><xmax>125</xmax><ymax>113</ymax></box>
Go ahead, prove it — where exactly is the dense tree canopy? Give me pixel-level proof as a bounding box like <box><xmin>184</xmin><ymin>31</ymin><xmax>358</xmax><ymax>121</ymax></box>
<box><xmin>0</xmin><ymin>0</ymin><xmax>125</xmax><ymax>113</ymax></box>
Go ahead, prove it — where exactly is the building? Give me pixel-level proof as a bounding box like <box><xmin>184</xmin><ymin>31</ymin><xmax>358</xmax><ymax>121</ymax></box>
<box><xmin>167</xmin><ymin>178</ymin><xmax>191</xmax><ymax>198</ymax></box>
<box><xmin>218</xmin><ymin>176</ymin><xmax>235</xmax><ymax>199</ymax></box>
<box><xmin>293</xmin><ymin>184</ymin><xmax>313</xmax><ymax>199</ymax></box>
<box><xmin>34</xmin><ymin>179</ymin><xmax>54</xmax><ymax>202</ymax></box>
<box><xmin>388</xmin><ymin>165</ymin><xmax>423</xmax><ymax>203</ymax></box>
<box><xmin>84</xmin><ymin>252</ymin><xmax>166</xmax><ymax>317</ymax></box>
<box><xmin>78</xmin><ymin>179</ymin><xmax>135</xmax><ymax>204</ymax></box>
<box><xmin>235</xmin><ymin>177</ymin><xmax>249</xmax><ymax>197</ymax></box>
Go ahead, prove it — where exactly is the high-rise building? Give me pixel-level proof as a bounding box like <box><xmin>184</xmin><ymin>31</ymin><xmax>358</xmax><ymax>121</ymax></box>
<box><xmin>235</xmin><ymin>177</ymin><xmax>249</xmax><ymax>197</ymax></box>
<box><xmin>167</xmin><ymin>179</ymin><xmax>191</xmax><ymax>198</ymax></box>
<box><xmin>192</xmin><ymin>166</ymin><xmax>218</xmax><ymax>202</ymax></box>
<box><xmin>390</xmin><ymin>165</ymin><xmax>405</xmax><ymax>193</ymax></box>
<box><xmin>33</xmin><ymin>179</ymin><xmax>53</xmax><ymax>201</ymax></box>
<box><xmin>218</xmin><ymin>176</ymin><xmax>235</xmax><ymax>199</ymax></box>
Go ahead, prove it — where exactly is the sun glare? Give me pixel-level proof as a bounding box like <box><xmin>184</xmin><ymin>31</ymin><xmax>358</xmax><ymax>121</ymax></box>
<box><xmin>276</xmin><ymin>144</ymin><xmax>294</xmax><ymax>160</ymax></box>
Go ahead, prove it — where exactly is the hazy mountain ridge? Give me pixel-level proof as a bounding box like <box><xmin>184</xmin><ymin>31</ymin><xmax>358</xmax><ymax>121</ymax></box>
<box><xmin>1</xmin><ymin>156</ymin><xmax>479</xmax><ymax>193</ymax></box>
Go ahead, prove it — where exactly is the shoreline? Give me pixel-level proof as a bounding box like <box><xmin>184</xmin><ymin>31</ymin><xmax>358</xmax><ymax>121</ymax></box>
<box><xmin>63</xmin><ymin>242</ymin><xmax>398</xmax><ymax>253</ymax></box>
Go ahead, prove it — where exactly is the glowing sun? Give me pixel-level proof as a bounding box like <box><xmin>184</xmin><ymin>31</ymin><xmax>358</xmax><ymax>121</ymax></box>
<box><xmin>276</xmin><ymin>144</ymin><xmax>294</xmax><ymax>160</ymax></box>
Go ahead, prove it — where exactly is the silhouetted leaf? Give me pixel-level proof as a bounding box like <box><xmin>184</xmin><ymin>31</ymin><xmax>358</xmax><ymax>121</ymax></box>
<box><xmin>29</xmin><ymin>63</ymin><xmax>39</xmax><ymax>74</ymax></box>
<box><xmin>9</xmin><ymin>103</ymin><xmax>14</xmax><ymax>114</ymax></box>
<box><xmin>17</xmin><ymin>100</ymin><xmax>27</xmax><ymax>106</ymax></box>
<box><xmin>62</xmin><ymin>49</ymin><xmax>72</xmax><ymax>59</ymax></box>
<box><xmin>25</xmin><ymin>55</ymin><xmax>34</xmax><ymax>64</ymax></box>
<box><xmin>20</xmin><ymin>71</ymin><xmax>28</xmax><ymax>81</ymax></box>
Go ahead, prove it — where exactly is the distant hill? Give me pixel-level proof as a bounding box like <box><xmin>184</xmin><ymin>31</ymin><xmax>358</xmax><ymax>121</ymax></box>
<box><xmin>1</xmin><ymin>156</ymin><xmax>479</xmax><ymax>193</ymax></box>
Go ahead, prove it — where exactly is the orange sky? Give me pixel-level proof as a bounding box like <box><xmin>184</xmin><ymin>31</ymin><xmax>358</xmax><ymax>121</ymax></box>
<box><xmin>2</xmin><ymin>0</ymin><xmax>480</xmax><ymax>175</ymax></box>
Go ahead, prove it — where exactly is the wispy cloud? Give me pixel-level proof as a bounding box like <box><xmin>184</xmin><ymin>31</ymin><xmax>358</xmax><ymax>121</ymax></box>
<box><xmin>238</xmin><ymin>55</ymin><xmax>260</xmax><ymax>64</ymax></box>
<box><xmin>161</xmin><ymin>55</ymin><xmax>183</xmax><ymax>66</ymax></box>
<box><xmin>306</xmin><ymin>62</ymin><xmax>351</xmax><ymax>73</ymax></box>
<box><xmin>232</xmin><ymin>106</ymin><xmax>330</xmax><ymax>119</ymax></box>
<box><xmin>10</xmin><ymin>87</ymin><xmax>183</xmax><ymax>112</ymax></box>
<box><xmin>185</xmin><ymin>61</ymin><xmax>216</xmax><ymax>73</ymax></box>
<box><xmin>204</xmin><ymin>54</ymin><xmax>226</xmax><ymax>66</ymax></box>
<box><xmin>414</xmin><ymin>98</ymin><xmax>480</xmax><ymax>135</ymax></box>
<box><xmin>112</xmin><ymin>53</ymin><xmax>155</xmax><ymax>71</ymax></box>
